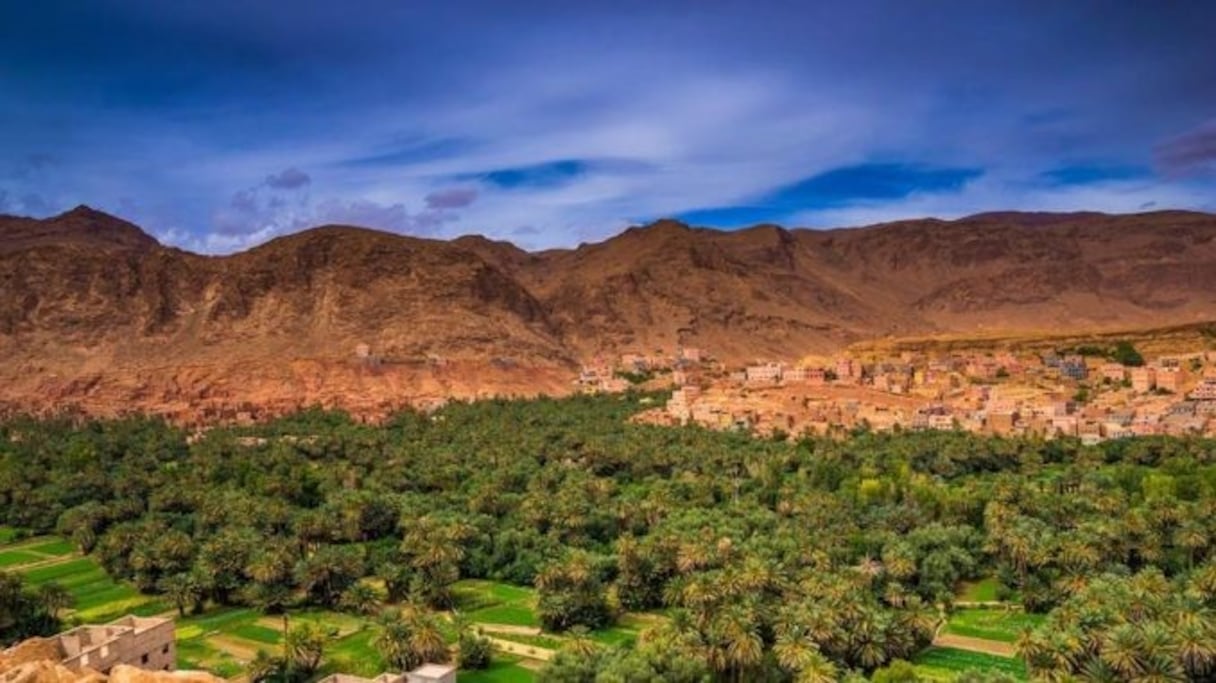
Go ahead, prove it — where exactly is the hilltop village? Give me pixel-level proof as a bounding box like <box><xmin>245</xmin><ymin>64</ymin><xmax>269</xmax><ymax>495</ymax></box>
<box><xmin>580</xmin><ymin>345</ymin><xmax>1216</xmax><ymax>442</ymax></box>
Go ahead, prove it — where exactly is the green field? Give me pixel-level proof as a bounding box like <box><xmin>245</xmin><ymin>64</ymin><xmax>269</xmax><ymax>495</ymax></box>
<box><xmin>231</xmin><ymin>622</ymin><xmax>283</xmax><ymax>645</ymax></box>
<box><xmin>914</xmin><ymin>647</ymin><xmax>1027</xmax><ymax>680</ymax></box>
<box><xmin>456</xmin><ymin>579</ymin><xmax>542</xmax><ymax>628</ymax></box>
<box><xmin>324</xmin><ymin>628</ymin><xmax>389</xmax><ymax>677</ymax></box>
<box><xmin>460</xmin><ymin>657</ymin><xmax>537</xmax><ymax>683</ymax></box>
<box><xmin>945</xmin><ymin>608</ymin><xmax>1045</xmax><ymax>643</ymax></box>
<box><xmin>956</xmin><ymin>577</ymin><xmax>1001</xmax><ymax>602</ymax></box>
<box><xmin>456</xmin><ymin>578</ymin><xmax>645</xmax><ymax>649</ymax></box>
<box><xmin>588</xmin><ymin>624</ymin><xmax>639</xmax><ymax>647</ymax></box>
<box><xmin>26</xmin><ymin>539</ymin><xmax>76</xmax><ymax>556</ymax></box>
<box><xmin>10</xmin><ymin>544</ymin><xmax>166</xmax><ymax>622</ymax></box>
<box><xmin>3</xmin><ymin>539</ymin><xmax>576</xmax><ymax>682</ymax></box>
<box><xmin>0</xmin><ymin>549</ymin><xmax>44</xmax><ymax>567</ymax></box>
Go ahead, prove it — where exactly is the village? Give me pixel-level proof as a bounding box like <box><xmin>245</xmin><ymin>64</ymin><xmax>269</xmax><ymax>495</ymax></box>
<box><xmin>578</xmin><ymin>344</ymin><xmax>1216</xmax><ymax>443</ymax></box>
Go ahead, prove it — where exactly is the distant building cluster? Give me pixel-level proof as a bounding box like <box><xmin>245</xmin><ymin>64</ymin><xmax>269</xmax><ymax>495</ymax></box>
<box><xmin>641</xmin><ymin>347</ymin><xmax>1216</xmax><ymax>442</ymax></box>
<box><xmin>576</xmin><ymin>347</ymin><xmax>709</xmax><ymax>394</ymax></box>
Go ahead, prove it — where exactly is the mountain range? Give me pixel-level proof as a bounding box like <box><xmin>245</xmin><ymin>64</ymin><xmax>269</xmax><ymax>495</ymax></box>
<box><xmin>3</xmin><ymin>206</ymin><xmax>1216</xmax><ymax>422</ymax></box>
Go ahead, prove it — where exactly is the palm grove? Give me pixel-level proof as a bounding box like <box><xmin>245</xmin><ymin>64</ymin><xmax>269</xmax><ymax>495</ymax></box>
<box><xmin>0</xmin><ymin>394</ymin><xmax>1214</xmax><ymax>681</ymax></box>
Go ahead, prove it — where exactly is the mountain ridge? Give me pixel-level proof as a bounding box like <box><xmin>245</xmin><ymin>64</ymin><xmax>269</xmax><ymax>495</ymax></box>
<box><xmin>3</xmin><ymin>206</ymin><xmax>1216</xmax><ymax>422</ymax></box>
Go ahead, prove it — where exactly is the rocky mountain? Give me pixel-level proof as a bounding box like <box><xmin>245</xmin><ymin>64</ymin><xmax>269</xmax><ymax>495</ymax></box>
<box><xmin>3</xmin><ymin>206</ymin><xmax>1216</xmax><ymax>422</ymax></box>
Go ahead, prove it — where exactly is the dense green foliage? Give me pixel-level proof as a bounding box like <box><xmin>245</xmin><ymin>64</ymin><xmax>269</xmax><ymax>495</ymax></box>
<box><xmin>1057</xmin><ymin>340</ymin><xmax>1145</xmax><ymax>366</ymax></box>
<box><xmin>1111</xmin><ymin>341</ymin><xmax>1146</xmax><ymax>367</ymax></box>
<box><xmin>0</xmin><ymin>571</ymin><xmax>69</xmax><ymax>645</ymax></box>
<box><xmin>1019</xmin><ymin>568</ymin><xmax>1216</xmax><ymax>680</ymax></box>
<box><xmin>1</xmin><ymin>394</ymin><xmax>1215</xmax><ymax>680</ymax></box>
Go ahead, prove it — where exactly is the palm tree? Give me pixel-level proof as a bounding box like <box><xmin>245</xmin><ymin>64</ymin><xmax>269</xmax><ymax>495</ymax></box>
<box><xmin>1099</xmin><ymin>624</ymin><xmax>1145</xmax><ymax>678</ymax></box>
<box><xmin>285</xmin><ymin>622</ymin><xmax>332</xmax><ymax>675</ymax></box>
<box><xmin>37</xmin><ymin>582</ymin><xmax>72</xmax><ymax>620</ymax></box>
<box><xmin>565</xmin><ymin>626</ymin><xmax>599</xmax><ymax>658</ymax></box>
<box><xmin>1173</xmin><ymin>619</ymin><xmax>1216</xmax><ymax>679</ymax></box>
<box><xmin>714</xmin><ymin>604</ymin><xmax>762</xmax><ymax>683</ymax></box>
<box><xmin>373</xmin><ymin>610</ymin><xmax>416</xmax><ymax>671</ymax></box>
<box><xmin>159</xmin><ymin>573</ymin><xmax>202</xmax><ymax>618</ymax></box>
<box><xmin>407</xmin><ymin>611</ymin><xmax>450</xmax><ymax>666</ymax></box>
<box><xmin>339</xmin><ymin>582</ymin><xmax>381</xmax><ymax>616</ymax></box>
<box><xmin>774</xmin><ymin>628</ymin><xmax>817</xmax><ymax>673</ymax></box>
<box><xmin>247</xmin><ymin>649</ymin><xmax>283</xmax><ymax>683</ymax></box>
<box><xmin>794</xmin><ymin>651</ymin><xmax>839</xmax><ymax>683</ymax></box>
<box><xmin>374</xmin><ymin>606</ymin><xmax>451</xmax><ymax>671</ymax></box>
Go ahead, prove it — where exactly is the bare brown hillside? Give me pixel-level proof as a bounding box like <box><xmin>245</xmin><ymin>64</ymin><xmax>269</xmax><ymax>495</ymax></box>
<box><xmin>3</xmin><ymin>206</ymin><xmax>1215</xmax><ymax>421</ymax></box>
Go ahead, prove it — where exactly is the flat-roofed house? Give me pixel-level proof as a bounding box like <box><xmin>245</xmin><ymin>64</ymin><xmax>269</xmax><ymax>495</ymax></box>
<box><xmin>10</xmin><ymin>615</ymin><xmax>177</xmax><ymax>675</ymax></box>
<box><xmin>1157</xmin><ymin>366</ymin><xmax>1184</xmax><ymax>394</ymax></box>
<box><xmin>407</xmin><ymin>664</ymin><xmax>457</xmax><ymax>683</ymax></box>
<box><xmin>745</xmin><ymin>362</ymin><xmax>784</xmax><ymax>384</ymax></box>
<box><xmin>1130</xmin><ymin>366</ymin><xmax>1156</xmax><ymax>393</ymax></box>
<box><xmin>1100</xmin><ymin>363</ymin><xmax>1127</xmax><ymax>384</ymax></box>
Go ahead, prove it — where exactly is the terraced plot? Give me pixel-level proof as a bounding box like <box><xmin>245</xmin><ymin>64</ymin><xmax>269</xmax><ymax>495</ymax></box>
<box><xmin>0</xmin><ymin>549</ymin><xmax>44</xmax><ymax>567</ymax></box>
<box><xmin>175</xmin><ymin>608</ymin><xmax>270</xmax><ymax>675</ymax></box>
<box><xmin>945</xmin><ymin>608</ymin><xmax>1045</xmax><ymax>643</ymax></box>
<box><xmin>914</xmin><ymin>646</ymin><xmax>1028</xmax><ymax>680</ymax></box>
<box><xmin>14</xmin><ymin>548</ymin><xmax>166</xmax><ymax>622</ymax></box>
<box><xmin>26</xmin><ymin>539</ymin><xmax>76</xmax><ymax>556</ymax></box>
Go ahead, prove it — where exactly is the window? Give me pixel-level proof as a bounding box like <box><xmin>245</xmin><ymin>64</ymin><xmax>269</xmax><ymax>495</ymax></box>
<box><xmin>162</xmin><ymin>644</ymin><xmax>170</xmax><ymax>654</ymax></box>
<box><xmin>142</xmin><ymin>654</ymin><xmax>149</xmax><ymax>665</ymax></box>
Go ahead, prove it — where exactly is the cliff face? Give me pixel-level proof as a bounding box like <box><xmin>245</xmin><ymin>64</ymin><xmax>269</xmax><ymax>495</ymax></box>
<box><xmin>3</xmin><ymin>206</ymin><xmax>1216</xmax><ymax>422</ymax></box>
<box><xmin>0</xmin><ymin>208</ymin><xmax>574</xmax><ymax>423</ymax></box>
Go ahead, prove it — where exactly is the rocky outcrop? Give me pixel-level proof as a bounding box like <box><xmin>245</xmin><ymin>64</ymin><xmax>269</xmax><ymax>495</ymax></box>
<box><xmin>0</xmin><ymin>662</ymin><xmax>221</xmax><ymax>683</ymax></box>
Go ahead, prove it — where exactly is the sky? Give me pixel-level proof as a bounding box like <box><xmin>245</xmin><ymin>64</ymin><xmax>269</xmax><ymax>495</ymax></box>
<box><xmin>1</xmin><ymin>1</ymin><xmax>1215</xmax><ymax>253</ymax></box>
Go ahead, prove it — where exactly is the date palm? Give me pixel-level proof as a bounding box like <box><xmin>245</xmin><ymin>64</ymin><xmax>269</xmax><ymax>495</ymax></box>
<box><xmin>1173</xmin><ymin>618</ymin><xmax>1216</xmax><ymax>679</ymax></box>
<box><xmin>37</xmin><ymin>582</ymin><xmax>72</xmax><ymax>620</ymax></box>
<box><xmin>339</xmin><ymin>582</ymin><xmax>381</xmax><ymax>616</ymax></box>
<box><xmin>794</xmin><ymin>652</ymin><xmax>839</xmax><ymax>683</ymax></box>
<box><xmin>1099</xmin><ymin>624</ymin><xmax>1145</xmax><ymax>677</ymax></box>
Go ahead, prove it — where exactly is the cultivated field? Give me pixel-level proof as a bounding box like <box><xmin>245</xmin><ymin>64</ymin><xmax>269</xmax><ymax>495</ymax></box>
<box><xmin>0</xmin><ymin>535</ymin><xmax>546</xmax><ymax>680</ymax></box>
<box><xmin>3</xmin><ymin>532</ymin><xmax>1042</xmax><ymax>682</ymax></box>
<box><xmin>4</xmin><ymin>533</ymin><xmax>167</xmax><ymax>623</ymax></box>
<box><xmin>944</xmin><ymin>608</ymin><xmax>1045</xmax><ymax>643</ymax></box>
<box><xmin>914</xmin><ymin>646</ymin><xmax>1028</xmax><ymax>680</ymax></box>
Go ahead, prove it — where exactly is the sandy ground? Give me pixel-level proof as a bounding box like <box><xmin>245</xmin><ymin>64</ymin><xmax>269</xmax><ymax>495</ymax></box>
<box><xmin>932</xmin><ymin>633</ymin><xmax>1017</xmax><ymax>657</ymax></box>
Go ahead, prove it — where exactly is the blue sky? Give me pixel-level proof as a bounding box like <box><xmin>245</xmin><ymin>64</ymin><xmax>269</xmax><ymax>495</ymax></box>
<box><xmin>1</xmin><ymin>1</ymin><xmax>1215</xmax><ymax>252</ymax></box>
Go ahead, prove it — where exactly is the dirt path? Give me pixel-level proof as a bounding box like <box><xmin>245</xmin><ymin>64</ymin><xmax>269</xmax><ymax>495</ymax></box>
<box><xmin>207</xmin><ymin>635</ymin><xmax>264</xmax><ymax>662</ymax></box>
<box><xmin>484</xmin><ymin>636</ymin><xmax>556</xmax><ymax>662</ymax></box>
<box><xmin>9</xmin><ymin>553</ymin><xmax>81</xmax><ymax>572</ymax></box>
<box><xmin>932</xmin><ymin>633</ymin><xmax>1017</xmax><ymax>657</ymax></box>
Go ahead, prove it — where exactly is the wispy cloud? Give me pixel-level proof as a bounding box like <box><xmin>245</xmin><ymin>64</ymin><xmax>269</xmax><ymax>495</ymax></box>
<box><xmin>1155</xmin><ymin>119</ymin><xmax>1216</xmax><ymax>177</ymax></box>
<box><xmin>264</xmin><ymin>167</ymin><xmax>311</xmax><ymax>190</ymax></box>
